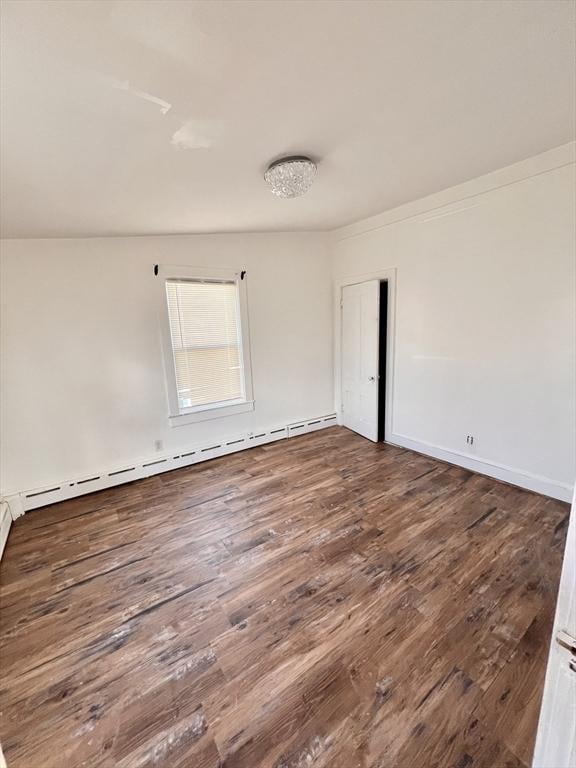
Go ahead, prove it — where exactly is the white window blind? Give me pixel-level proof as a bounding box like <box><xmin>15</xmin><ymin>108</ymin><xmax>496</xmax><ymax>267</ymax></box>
<box><xmin>165</xmin><ymin>279</ymin><xmax>245</xmax><ymax>411</ymax></box>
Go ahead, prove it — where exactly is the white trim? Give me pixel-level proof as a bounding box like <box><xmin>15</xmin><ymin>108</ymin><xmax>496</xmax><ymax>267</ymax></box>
<box><xmin>334</xmin><ymin>269</ymin><xmax>397</xmax><ymax>442</ymax></box>
<box><xmin>1</xmin><ymin>413</ymin><xmax>338</xmax><ymax>514</ymax></box>
<box><xmin>168</xmin><ymin>399</ymin><xmax>255</xmax><ymax>426</ymax></box>
<box><xmin>533</xmin><ymin>486</ymin><xmax>576</xmax><ymax>767</ymax></box>
<box><xmin>388</xmin><ymin>432</ymin><xmax>573</xmax><ymax>502</ymax></box>
<box><xmin>157</xmin><ymin>264</ymin><xmax>255</xmax><ymax>423</ymax></box>
<box><xmin>331</xmin><ymin>142</ymin><xmax>576</xmax><ymax>242</ymax></box>
<box><xmin>159</xmin><ymin>265</ymin><xmax>240</xmax><ymax>282</ymax></box>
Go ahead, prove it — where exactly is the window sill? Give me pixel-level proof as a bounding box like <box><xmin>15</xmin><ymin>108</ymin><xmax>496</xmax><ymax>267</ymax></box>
<box><xmin>168</xmin><ymin>399</ymin><xmax>255</xmax><ymax>427</ymax></box>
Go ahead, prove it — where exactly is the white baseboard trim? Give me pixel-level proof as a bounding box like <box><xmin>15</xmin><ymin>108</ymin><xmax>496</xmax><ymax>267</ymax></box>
<box><xmin>0</xmin><ymin>413</ymin><xmax>338</xmax><ymax>515</ymax></box>
<box><xmin>0</xmin><ymin>502</ymin><xmax>13</xmax><ymax>561</ymax></box>
<box><xmin>388</xmin><ymin>432</ymin><xmax>573</xmax><ymax>503</ymax></box>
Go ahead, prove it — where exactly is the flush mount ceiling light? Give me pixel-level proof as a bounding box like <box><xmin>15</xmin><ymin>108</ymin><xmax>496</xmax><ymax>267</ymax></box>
<box><xmin>264</xmin><ymin>156</ymin><xmax>316</xmax><ymax>198</ymax></box>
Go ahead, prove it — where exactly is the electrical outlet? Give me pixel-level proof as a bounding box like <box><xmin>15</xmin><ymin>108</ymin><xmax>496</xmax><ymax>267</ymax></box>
<box><xmin>154</xmin><ymin>439</ymin><xmax>163</xmax><ymax>452</ymax></box>
<box><xmin>466</xmin><ymin>434</ymin><xmax>475</xmax><ymax>446</ymax></box>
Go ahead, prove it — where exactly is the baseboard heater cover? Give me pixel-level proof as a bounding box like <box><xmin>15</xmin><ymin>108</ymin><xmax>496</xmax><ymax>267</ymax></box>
<box><xmin>288</xmin><ymin>414</ymin><xmax>336</xmax><ymax>437</ymax></box>
<box><xmin>4</xmin><ymin>413</ymin><xmax>338</xmax><ymax>515</ymax></box>
<box><xmin>0</xmin><ymin>502</ymin><xmax>12</xmax><ymax>560</ymax></box>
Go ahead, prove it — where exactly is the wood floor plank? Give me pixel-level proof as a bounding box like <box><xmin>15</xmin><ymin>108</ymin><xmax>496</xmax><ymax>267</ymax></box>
<box><xmin>0</xmin><ymin>427</ymin><xmax>567</xmax><ymax>767</ymax></box>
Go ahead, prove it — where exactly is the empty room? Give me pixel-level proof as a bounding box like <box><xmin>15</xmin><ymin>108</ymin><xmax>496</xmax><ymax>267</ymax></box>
<box><xmin>0</xmin><ymin>1</ymin><xmax>575</xmax><ymax>767</ymax></box>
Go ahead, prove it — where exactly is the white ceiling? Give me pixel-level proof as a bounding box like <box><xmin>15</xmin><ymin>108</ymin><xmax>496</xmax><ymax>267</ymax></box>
<box><xmin>1</xmin><ymin>0</ymin><xmax>574</xmax><ymax>238</ymax></box>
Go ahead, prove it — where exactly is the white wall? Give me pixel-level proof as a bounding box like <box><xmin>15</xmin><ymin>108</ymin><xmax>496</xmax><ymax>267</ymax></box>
<box><xmin>1</xmin><ymin>145</ymin><xmax>574</xmax><ymax>504</ymax></box>
<box><xmin>332</xmin><ymin>144</ymin><xmax>576</xmax><ymax>501</ymax></box>
<box><xmin>0</xmin><ymin>233</ymin><xmax>333</xmax><ymax>493</ymax></box>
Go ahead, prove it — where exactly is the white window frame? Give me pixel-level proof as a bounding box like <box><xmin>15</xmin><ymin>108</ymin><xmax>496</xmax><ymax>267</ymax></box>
<box><xmin>158</xmin><ymin>265</ymin><xmax>255</xmax><ymax>426</ymax></box>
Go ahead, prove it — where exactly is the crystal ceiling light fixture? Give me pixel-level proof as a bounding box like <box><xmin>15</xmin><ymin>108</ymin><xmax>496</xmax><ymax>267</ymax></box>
<box><xmin>264</xmin><ymin>156</ymin><xmax>316</xmax><ymax>198</ymax></box>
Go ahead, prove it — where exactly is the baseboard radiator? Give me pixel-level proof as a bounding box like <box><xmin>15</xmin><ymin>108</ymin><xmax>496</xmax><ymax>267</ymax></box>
<box><xmin>2</xmin><ymin>413</ymin><xmax>338</xmax><ymax>519</ymax></box>
<box><xmin>0</xmin><ymin>502</ymin><xmax>11</xmax><ymax>560</ymax></box>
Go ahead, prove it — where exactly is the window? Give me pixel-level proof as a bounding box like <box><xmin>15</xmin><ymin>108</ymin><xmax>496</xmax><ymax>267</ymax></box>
<box><xmin>159</xmin><ymin>267</ymin><xmax>254</xmax><ymax>424</ymax></box>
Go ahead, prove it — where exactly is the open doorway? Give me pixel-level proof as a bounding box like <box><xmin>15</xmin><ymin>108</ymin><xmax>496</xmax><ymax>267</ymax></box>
<box><xmin>340</xmin><ymin>278</ymin><xmax>389</xmax><ymax>443</ymax></box>
<box><xmin>378</xmin><ymin>280</ymin><xmax>388</xmax><ymax>442</ymax></box>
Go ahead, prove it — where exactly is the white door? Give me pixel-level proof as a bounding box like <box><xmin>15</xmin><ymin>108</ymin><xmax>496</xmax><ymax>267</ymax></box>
<box><xmin>341</xmin><ymin>280</ymin><xmax>380</xmax><ymax>442</ymax></box>
<box><xmin>532</xmin><ymin>486</ymin><xmax>576</xmax><ymax>767</ymax></box>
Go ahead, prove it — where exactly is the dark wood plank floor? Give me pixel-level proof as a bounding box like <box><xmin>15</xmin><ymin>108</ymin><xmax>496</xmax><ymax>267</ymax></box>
<box><xmin>0</xmin><ymin>427</ymin><xmax>569</xmax><ymax>768</ymax></box>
